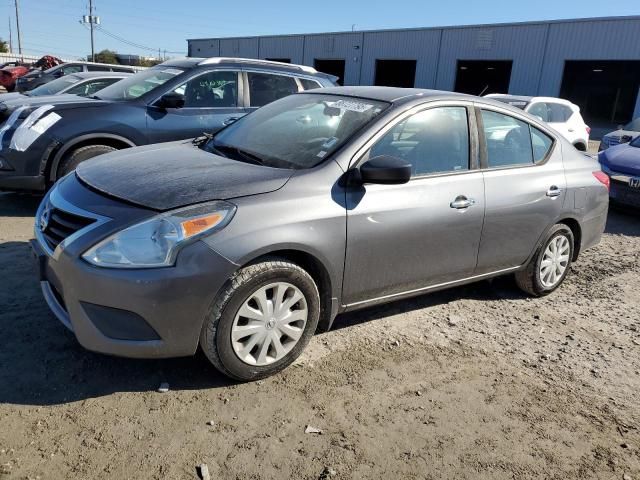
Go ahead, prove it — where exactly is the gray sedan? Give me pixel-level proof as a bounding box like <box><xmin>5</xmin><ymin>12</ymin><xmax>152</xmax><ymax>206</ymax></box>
<box><xmin>31</xmin><ymin>87</ymin><xmax>609</xmax><ymax>380</ymax></box>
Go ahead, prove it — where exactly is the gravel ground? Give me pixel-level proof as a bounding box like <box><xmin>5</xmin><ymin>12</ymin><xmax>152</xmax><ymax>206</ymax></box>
<box><xmin>0</xmin><ymin>192</ymin><xmax>639</xmax><ymax>480</ymax></box>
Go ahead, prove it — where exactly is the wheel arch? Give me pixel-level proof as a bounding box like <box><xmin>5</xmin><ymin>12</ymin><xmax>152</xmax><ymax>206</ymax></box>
<box><xmin>46</xmin><ymin>133</ymin><xmax>136</xmax><ymax>182</ymax></box>
<box><xmin>557</xmin><ymin>217</ymin><xmax>582</xmax><ymax>261</ymax></box>
<box><xmin>238</xmin><ymin>247</ymin><xmax>338</xmax><ymax>333</ymax></box>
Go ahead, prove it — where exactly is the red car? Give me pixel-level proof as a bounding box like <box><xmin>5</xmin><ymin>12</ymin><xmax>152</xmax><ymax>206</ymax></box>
<box><xmin>0</xmin><ymin>65</ymin><xmax>30</xmax><ymax>92</ymax></box>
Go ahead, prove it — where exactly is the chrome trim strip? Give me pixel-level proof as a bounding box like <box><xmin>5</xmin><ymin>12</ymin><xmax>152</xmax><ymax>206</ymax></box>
<box><xmin>34</xmin><ymin>183</ymin><xmax>111</xmax><ymax>260</ymax></box>
<box><xmin>344</xmin><ymin>266</ymin><xmax>521</xmax><ymax>308</ymax></box>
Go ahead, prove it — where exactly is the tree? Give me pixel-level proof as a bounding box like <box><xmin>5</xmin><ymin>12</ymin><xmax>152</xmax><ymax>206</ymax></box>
<box><xmin>89</xmin><ymin>49</ymin><xmax>119</xmax><ymax>64</ymax></box>
<box><xmin>0</xmin><ymin>38</ymin><xmax>8</xmax><ymax>53</ymax></box>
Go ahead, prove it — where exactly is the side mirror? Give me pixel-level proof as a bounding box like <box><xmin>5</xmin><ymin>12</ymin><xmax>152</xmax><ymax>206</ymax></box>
<box><xmin>156</xmin><ymin>92</ymin><xmax>185</xmax><ymax>110</ymax></box>
<box><xmin>359</xmin><ymin>155</ymin><xmax>412</xmax><ymax>185</ymax></box>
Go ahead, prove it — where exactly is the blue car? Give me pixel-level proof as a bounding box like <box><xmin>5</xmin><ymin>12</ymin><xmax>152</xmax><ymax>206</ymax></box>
<box><xmin>599</xmin><ymin>136</ymin><xmax>640</xmax><ymax>208</ymax></box>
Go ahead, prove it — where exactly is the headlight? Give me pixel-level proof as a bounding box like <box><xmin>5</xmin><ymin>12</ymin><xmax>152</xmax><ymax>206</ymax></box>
<box><xmin>82</xmin><ymin>201</ymin><xmax>236</xmax><ymax>268</ymax></box>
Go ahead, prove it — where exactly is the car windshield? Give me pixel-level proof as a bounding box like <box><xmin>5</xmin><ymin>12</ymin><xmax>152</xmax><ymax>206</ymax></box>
<box><xmin>94</xmin><ymin>66</ymin><xmax>184</xmax><ymax>101</ymax></box>
<box><xmin>204</xmin><ymin>94</ymin><xmax>389</xmax><ymax>169</ymax></box>
<box><xmin>630</xmin><ymin>136</ymin><xmax>640</xmax><ymax>148</ymax></box>
<box><xmin>624</xmin><ymin>118</ymin><xmax>640</xmax><ymax>132</ymax></box>
<box><xmin>28</xmin><ymin>75</ymin><xmax>79</xmax><ymax>96</ymax></box>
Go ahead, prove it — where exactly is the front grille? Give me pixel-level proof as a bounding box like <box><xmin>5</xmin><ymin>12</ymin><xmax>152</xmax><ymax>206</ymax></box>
<box><xmin>40</xmin><ymin>202</ymin><xmax>96</xmax><ymax>252</ymax></box>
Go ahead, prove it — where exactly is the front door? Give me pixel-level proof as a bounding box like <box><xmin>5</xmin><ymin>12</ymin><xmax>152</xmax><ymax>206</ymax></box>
<box><xmin>342</xmin><ymin>105</ymin><xmax>486</xmax><ymax>306</ymax></box>
<box><xmin>146</xmin><ymin>70</ymin><xmax>245</xmax><ymax>143</ymax></box>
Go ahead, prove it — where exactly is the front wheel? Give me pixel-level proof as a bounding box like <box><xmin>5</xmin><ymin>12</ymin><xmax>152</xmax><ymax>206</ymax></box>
<box><xmin>200</xmin><ymin>258</ymin><xmax>320</xmax><ymax>381</ymax></box>
<box><xmin>57</xmin><ymin>144</ymin><xmax>118</xmax><ymax>178</ymax></box>
<box><xmin>515</xmin><ymin>224</ymin><xmax>574</xmax><ymax>297</ymax></box>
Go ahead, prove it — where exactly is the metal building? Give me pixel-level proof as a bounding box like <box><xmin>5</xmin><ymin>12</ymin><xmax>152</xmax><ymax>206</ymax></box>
<box><xmin>187</xmin><ymin>16</ymin><xmax>640</xmax><ymax>134</ymax></box>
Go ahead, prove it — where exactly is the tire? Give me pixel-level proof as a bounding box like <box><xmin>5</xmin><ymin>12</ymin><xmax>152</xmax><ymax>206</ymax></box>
<box><xmin>57</xmin><ymin>145</ymin><xmax>118</xmax><ymax>178</ymax></box>
<box><xmin>515</xmin><ymin>224</ymin><xmax>574</xmax><ymax>297</ymax></box>
<box><xmin>200</xmin><ymin>258</ymin><xmax>320</xmax><ymax>381</ymax></box>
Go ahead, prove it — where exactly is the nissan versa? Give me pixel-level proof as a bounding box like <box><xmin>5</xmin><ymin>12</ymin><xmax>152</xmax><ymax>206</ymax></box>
<box><xmin>31</xmin><ymin>87</ymin><xmax>609</xmax><ymax>381</ymax></box>
<box><xmin>0</xmin><ymin>57</ymin><xmax>336</xmax><ymax>192</ymax></box>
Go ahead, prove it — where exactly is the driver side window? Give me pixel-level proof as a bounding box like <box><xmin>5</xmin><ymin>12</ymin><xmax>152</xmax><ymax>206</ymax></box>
<box><xmin>369</xmin><ymin>106</ymin><xmax>470</xmax><ymax>177</ymax></box>
<box><xmin>172</xmin><ymin>71</ymin><xmax>239</xmax><ymax>108</ymax></box>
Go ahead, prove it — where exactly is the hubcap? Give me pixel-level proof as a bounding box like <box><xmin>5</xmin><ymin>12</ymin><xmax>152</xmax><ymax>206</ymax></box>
<box><xmin>231</xmin><ymin>282</ymin><xmax>308</xmax><ymax>366</ymax></box>
<box><xmin>539</xmin><ymin>234</ymin><xmax>571</xmax><ymax>288</ymax></box>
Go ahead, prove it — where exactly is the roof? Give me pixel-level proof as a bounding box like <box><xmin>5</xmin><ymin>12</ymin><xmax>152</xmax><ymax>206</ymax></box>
<box><xmin>306</xmin><ymin>86</ymin><xmax>473</xmax><ymax>103</ymax></box>
<box><xmin>187</xmin><ymin>15</ymin><xmax>640</xmax><ymax>41</ymax></box>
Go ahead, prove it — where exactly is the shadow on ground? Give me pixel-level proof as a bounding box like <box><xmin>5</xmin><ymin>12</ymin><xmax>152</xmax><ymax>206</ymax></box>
<box><xmin>0</xmin><ymin>192</ymin><xmax>42</xmax><ymax>217</ymax></box>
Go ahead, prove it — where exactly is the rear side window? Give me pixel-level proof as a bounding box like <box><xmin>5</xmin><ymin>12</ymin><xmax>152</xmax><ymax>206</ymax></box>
<box><xmin>61</xmin><ymin>64</ymin><xmax>83</xmax><ymax>74</ymax></box>
<box><xmin>531</xmin><ymin>126</ymin><xmax>554</xmax><ymax>162</ymax></box>
<box><xmin>248</xmin><ymin>72</ymin><xmax>299</xmax><ymax>107</ymax></box>
<box><xmin>527</xmin><ymin>103</ymin><xmax>549</xmax><ymax>122</ymax></box>
<box><xmin>548</xmin><ymin>103</ymin><xmax>573</xmax><ymax>122</ymax></box>
<box><xmin>300</xmin><ymin>78</ymin><xmax>322</xmax><ymax>90</ymax></box>
<box><xmin>481</xmin><ymin>110</ymin><xmax>533</xmax><ymax>167</ymax></box>
<box><xmin>86</xmin><ymin>65</ymin><xmax>111</xmax><ymax>72</ymax></box>
<box><xmin>370</xmin><ymin>106</ymin><xmax>469</xmax><ymax>176</ymax></box>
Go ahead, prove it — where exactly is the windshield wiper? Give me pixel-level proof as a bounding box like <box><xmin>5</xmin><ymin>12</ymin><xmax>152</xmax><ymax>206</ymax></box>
<box><xmin>193</xmin><ymin>132</ymin><xmax>214</xmax><ymax>147</ymax></box>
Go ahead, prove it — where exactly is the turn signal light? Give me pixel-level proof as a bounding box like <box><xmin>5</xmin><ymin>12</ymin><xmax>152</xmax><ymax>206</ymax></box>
<box><xmin>592</xmin><ymin>171</ymin><xmax>610</xmax><ymax>191</ymax></box>
<box><xmin>180</xmin><ymin>213</ymin><xmax>223</xmax><ymax>238</ymax></box>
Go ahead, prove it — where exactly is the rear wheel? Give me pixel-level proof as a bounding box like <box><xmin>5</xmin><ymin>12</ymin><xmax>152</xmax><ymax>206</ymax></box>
<box><xmin>515</xmin><ymin>224</ymin><xmax>574</xmax><ymax>297</ymax></box>
<box><xmin>200</xmin><ymin>258</ymin><xmax>320</xmax><ymax>381</ymax></box>
<box><xmin>57</xmin><ymin>145</ymin><xmax>118</xmax><ymax>178</ymax></box>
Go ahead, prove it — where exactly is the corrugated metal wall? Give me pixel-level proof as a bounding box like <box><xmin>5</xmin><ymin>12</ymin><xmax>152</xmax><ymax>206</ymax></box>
<box><xmin>538</xmin><ymin>18</ymin><xmax>640</xmax><ymax>96</ymax></box>
<box><xmin>302</xmin><ymin>33</ymin><xmax>363</xmax><ymax>85</ymax></box>
<box><xmin>360</xmin><ymin>29</ymin><xmax>442</xmax><ymax>87</ymax></box>
<box><xmin>187</xmin><ymin>16</ymin><xmax>640</xmax><ymax>96</ymax></box>
<box><xmin>435</xmin><ymin>23</ymin><xmax>548</xmax><ymax>94</ymax></box>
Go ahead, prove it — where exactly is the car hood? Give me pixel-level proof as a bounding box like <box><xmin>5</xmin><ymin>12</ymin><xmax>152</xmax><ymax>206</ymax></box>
<box><xmin>600</xmin><ymin>143</ymin><xmax>640</xmax><ymax>176</ymax></box>
<box><xmin>75</xmin><ymin>141</ymin><xmax>294</xmax><ymax>211</ymax></box>
<box><xmin>0</xmin><ymin>93</ymin><xmax>98</xmax><ymax>110</ymax></box>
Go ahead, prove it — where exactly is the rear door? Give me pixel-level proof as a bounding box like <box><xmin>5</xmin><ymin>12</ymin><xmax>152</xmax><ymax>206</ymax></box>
<box><xmin>475</xmin><ymin>105</ymin><xmax>565</xmax><ymax>273</ymax></box>
<box><xmin>342</xmin><ymin>103</ymin><xmax>486</xmax><ymax>306</ymax></box>
<box><xmin>145</xmin><ymin>69</ymin><xmax>245</xmax><ymax>143</ymax></box>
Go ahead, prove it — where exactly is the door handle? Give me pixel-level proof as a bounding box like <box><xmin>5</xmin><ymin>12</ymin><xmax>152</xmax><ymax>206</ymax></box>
<box><xmin>546</xmin><ymin>186</ymin><xmax>562</xmax><ymax>197</ymax></box>
<box><xmin>223</xmin><ymin>117</ymin><xmax>240</xmax><ymax>126</ymax></box>
<box><xmin>450</xmin><ymin>195</ymin><xmax>475</xmax><ymax>209</ymax></box>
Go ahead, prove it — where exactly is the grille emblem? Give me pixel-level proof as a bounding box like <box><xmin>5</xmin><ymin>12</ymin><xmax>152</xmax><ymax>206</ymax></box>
<box><xmin>39</xmin><ymin>204</ymin><xmax>51</xmax><ymax>232</ymax></box>
<box><xmin>630</xmin><ymin>177</ymin><xmax>640</xmax><ymax>189</ymax></box>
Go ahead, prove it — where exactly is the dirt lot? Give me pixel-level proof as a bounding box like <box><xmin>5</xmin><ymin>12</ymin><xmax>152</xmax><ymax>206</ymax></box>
<box><xmin>0</xmin><ymin>192</ymin><xmax>639</xmax><ymax>480</ymax></box>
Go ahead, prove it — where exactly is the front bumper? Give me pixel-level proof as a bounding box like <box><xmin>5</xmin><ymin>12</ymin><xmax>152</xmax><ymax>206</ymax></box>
<box><xmin>31</xmin><ymin>180</ymin><xmax>239</xmax><ymax>358</ymax></box>
<box><xmin>0</xmin><ymin>173</ymin><xmax>46</xmax><ymax>191</ymax></box>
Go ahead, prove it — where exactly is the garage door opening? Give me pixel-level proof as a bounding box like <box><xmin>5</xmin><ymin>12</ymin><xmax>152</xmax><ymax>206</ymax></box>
<box><xmin>560</xmin><ymin>60</ymin><xmax>640</xmax><ymax>132</ymax></box>
<box><xmin>454</xmin><ymin>60</ymin><xmax>513</xmax><ymax>96</ymax></box>
<box><xmin>374</xmin><ymin>60</ymin><xmax>417</xmax><ymax>88</ymax></box>
<box><xmin>314</xmin><ymin>59</ymin><xmax>345</xmax><ymax>85</ymax></box>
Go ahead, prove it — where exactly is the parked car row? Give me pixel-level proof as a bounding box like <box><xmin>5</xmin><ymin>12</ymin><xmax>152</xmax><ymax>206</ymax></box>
<box><xmin>0</xmin><ymin>58</ymin><xmax>610</xmax><ymax>380</ymax></box>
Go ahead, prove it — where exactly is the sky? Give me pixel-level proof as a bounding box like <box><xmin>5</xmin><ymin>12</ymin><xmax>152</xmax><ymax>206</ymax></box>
<box><xmin>1</xmin><ymin>0</ymin><xmax>639</xmax><ymax>60</ymax></box>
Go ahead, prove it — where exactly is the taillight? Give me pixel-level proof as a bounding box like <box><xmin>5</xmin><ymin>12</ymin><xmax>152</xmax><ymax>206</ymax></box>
<box><xmin>593</xmin><ymin>171</ymin><xmax>610</xmax><ymax>191</ymax></box>
<box><xmin>586</xmin><ymin>126</ymin><xmax>591</xmax><ymax>135</ymax></box>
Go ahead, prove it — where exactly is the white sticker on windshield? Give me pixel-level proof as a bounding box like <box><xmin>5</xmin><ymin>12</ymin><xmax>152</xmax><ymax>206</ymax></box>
<box><xmin>162</xmin><ymin>68</ymin><xmax>183</xmax><ymax>76</ymax></box>
<box><xmin>316</xmin><ymin>150</ymin><xmax>327</xmax><ymax>158</ymax></box>
<box><xmin>330</xmin><ymin>100</ymin><xmax>374</xmax><ymax>113</ymax></box>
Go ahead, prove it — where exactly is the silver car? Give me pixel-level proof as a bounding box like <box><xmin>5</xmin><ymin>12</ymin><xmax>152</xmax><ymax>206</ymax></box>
<box><xmin>31</xmin><ymin>87</ymin><xmax>609</xmax><ymax>380</ymax></box>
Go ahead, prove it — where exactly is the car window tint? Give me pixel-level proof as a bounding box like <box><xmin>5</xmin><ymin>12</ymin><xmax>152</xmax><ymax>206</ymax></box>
<box><xmin>86</xmin><ymin>65</ymin><xmax>111</xmax><ymax>72</ymax></box>
<box><xmin>62</xmin><ymin>65</ymin><xmax>83</xmax><ymax>74</ymax></box>
<box><xmin>548</xmin><ymin>103</ymin><xmax>572</xmax><ymax>122</ymax></box>
<box><xmin>248</xmin><ymin>72</ymin><xmax>299</xmax><ymax>107</ymax></box>
<box><xmin>481</xmin><ymin>110</ymin><xmax>534</xmax><ymax>167</ymax></box>
<box><xmin>174</xmin><ymin>71</ymin><xmax>238</xmax><ymax>108</ymax></box>
<box><xmin>528</xmin><ymin>103</ymin><xmax>549</xmax><ymax>122</ymax></box>
<box><xmin>530</xmin><ymin>126</ymin><xmax>554</xmax><ymax>162</ymax></box>
<box><xmin>370</xmin><ymin>107</ymin><xmax>470</xmax><ymax>176</ymax></box>
<box><xmin>300</xmin><ymin>78</ymin><xmax>322</xmax><ymax>90</ymax></box>
<box><xmin>66</xmin><ymin>78</ymin><xmax>119</xmax><ymax>96</ymax></box>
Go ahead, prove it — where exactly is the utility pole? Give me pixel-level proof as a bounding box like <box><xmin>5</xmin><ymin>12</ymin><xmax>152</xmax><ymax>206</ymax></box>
<box><xmin>82</xmin><ymin>1</ymin><xmax>100</xmax><ymax>62</ymax></box>
<box><xmin>8</xmin><ymin>16</ymin><xmax>13</xmax><ymax>53</ymax></box>
<box><xmin>14</xmin><ymin>0</ymin><xmax>22</xmax><ymax>57</ymax></box>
